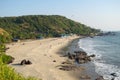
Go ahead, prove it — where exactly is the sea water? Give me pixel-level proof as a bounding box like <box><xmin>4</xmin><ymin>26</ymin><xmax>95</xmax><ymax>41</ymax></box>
<box><xmin>78</xmin><ymin>32</ymin><xmax>120</xmax><ymax>80</ymax></box>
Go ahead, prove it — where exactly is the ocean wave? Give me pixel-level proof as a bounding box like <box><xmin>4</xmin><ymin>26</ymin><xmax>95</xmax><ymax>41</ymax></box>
<box><xmin>93</xmin><ymin>61</ymin><xmax>120</xmax><ymax>80</ymax></box>
<box><xmin>78</xmin><ymin>37</ymin><xmax>120</xmax><ymax>80</ymax></box>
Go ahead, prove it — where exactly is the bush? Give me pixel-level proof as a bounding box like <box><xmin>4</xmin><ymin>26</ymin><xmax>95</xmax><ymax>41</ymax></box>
<box><xmin>0</xmin><ymin>53</ymin><xmax>14</xmax><ymax>64</ymax></box>
<box><xmin>0</xmin><ymin>55</ymin><xmax>39</xmax><ymax>80</ymax></box>
<box><xmin>0</xmin><ymin>44</ymin><xmax>6</xmax><ymax>52</ymax></box>
<box><xmin>0</xmin><ymin>62</ymin><xmax>38</xmax><ymax>80</ymax></box>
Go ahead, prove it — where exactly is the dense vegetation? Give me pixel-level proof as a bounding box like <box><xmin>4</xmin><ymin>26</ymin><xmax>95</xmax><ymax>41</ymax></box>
<box><xmin>0</xmin><ymin>29</ymin><xmax>38</xmax><ymax>80</ymax></box>
<box><xmin>0</xmin><ymin>15</ymin><xmax>100</xmax><ymax>40</ymax></box>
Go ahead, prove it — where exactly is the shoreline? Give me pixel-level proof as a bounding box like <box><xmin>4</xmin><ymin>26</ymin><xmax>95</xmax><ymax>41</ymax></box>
<box><xmin>6</xmin><ymin>35</ymin><xmax>100</xmax><ymax>80</ymax></box>
<box><xmin>66</xmin><ymin>38</ymin><xmax>100</xmax><ymax>80</ymax></box>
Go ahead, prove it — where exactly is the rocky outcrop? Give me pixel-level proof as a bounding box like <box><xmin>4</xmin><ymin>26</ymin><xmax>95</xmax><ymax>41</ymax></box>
<box><xmin>59</xmin><ymin>65</ymin><xmax>77</xmax><ymax>71</ymax></box>
<box><xmin>67</xmin><ymin>51</ymin><xmax>95</xmax><ymax>64</ymax></box>
<box><xmin>97</xmin><ymin>32</ymin><xmax>115</xmax><ymax>36</ymax></box>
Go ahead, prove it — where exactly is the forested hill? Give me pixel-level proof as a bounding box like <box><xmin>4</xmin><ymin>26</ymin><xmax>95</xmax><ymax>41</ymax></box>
<box><xmin>0</xmin><ymin>15</ymin><xmax>100</xmax><ymax>40</ymax></box>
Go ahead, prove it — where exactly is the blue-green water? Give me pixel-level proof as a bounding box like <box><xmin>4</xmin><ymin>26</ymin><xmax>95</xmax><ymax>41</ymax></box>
<box><xmin>78</xmin><ymin>32</ymin><xmax>120</xmax><ymax>80</ymax></box>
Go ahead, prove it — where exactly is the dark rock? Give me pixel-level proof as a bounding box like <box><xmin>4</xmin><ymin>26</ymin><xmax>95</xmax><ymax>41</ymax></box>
<box><xmin>111</xmin><ymin>78</ymin><xmax>115</xmax><ymax>80</ymax></box>
<box><xmin>61</xmin><ymin>61</ymin><xmax>72</xmax><ymax>64</ymax></box>
<box><xmin>68</xmin><ymin>52</ymin><xmax>72</xmax><ymax>59</ymax></box>
<box><xmin>67</xmin><ymin>51</ymin><xmax>94</xmax><ymax>64</ymax></box>
<box><xmin>110</xmin><ymin>73</ymin><xmax>118</xmax><ymax>77</ymax></box>
<box><xmin>59</xmin><ymin>68</ymin><xmax>67</xmax><ymax>71</ymax></box>
<box><xmin>74</xmin><ymin>51</ymin><xmax>87</xmax><ymax>56</ymax></box>
<box><xmin>96</xmin><ymin>76</ymin><xmax>104</xmax><ymax>80</ymax></box>
<box><xmin>61</xmin><ymin>62</ymin><xmax>66</xmax><ymax>64</ymax></box>
<box><xmin>68</xmin><ymin>52</ymin><xmax>75</xmax><ymax>59</ymax></box>
<box><xmin>20</xmin><ymin>59</ymin><xmax>32</xmax><ymax>65</ymax></box>
<box><xmin>85</xmin><ymin>56</ymin><xmax>91</xmax><ymax>61</ymax></box>
<box><xmin>5</xmin><ymin>47</ymin><xmax>10</xmax><ymax>50</ymax></box>
<box><xmin>75</xmin><ymin>57</ymin><xmax>79</xmax><ymax>63</ymax></box>
<box><xmin>53</xmin><ymin>60</ymin><xmax>56</xmax><ymax>62</ymax></box>
<box><xmin>59</xmin><ymin>65</ymin><xmax>77</xmax><ymax>71</ymax></box>
<box><xmin>26</xmin><ymin>60</ymin><xmax>32</xmax><ymax>65</ymax></box>
<box><xmin>20</xmin><ymin>59</ymin><xmax>26</xmax><ymax>65</ymax></box>
<box><xmin>89</xmin><ymin>54</ymin><xmax>96</xmax><ymax>57</ymax></box>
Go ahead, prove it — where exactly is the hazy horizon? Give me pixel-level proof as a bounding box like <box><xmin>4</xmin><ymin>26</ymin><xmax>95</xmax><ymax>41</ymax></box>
<box><xmin>1</xmin><ymin>0</ymin><xmax>120</xmax><ymax>31</ymax></box>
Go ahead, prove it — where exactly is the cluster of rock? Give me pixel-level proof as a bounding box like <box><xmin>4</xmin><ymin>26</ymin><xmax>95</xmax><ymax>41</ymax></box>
<box><xmin>57</xmin><ymin>60</ymin><xmax>82</xmax><ymax>71</ymax></box>
<box><xmin>59</xmin><ymin>65</ymin><xmax>79</xmax><ymax>71</ymax></box>
<box><xmin>20</xmin><ymin>59</ymin><xmax>32</xmax><ymax>65</ymax></box>
<box><xmin>68</xmin><ymin>51</ymin><xmax>95</xmax><ymax>64</ymax></box>
<box><xmin>97</xmin><ymin>32</ymin><xmax>115</xmax><ymax>36</ymax></box>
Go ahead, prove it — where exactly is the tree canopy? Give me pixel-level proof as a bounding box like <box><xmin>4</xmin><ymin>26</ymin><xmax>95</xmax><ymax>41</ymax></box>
<box><xmin>0</xmin><ymin>15</ymin><xmax>100</xmax><ymax>39</ymax></box>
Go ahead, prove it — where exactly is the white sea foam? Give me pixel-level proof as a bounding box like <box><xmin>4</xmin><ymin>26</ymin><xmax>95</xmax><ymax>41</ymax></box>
<box><xmin>78</xmin><ymin>38</ymin><xmax>120</xmax><ymax>80</ymax></box>
<box><xmin>93</xmin><ymin>61</ymin><xmax>120</xmax><ymax>80</ymax></box>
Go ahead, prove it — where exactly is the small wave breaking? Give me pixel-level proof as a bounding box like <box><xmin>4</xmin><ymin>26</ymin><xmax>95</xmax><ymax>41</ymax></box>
<box><xmin>78</xmin><ymin>37</ymin><xmax>120</xmax><ymax>80</ymax></box>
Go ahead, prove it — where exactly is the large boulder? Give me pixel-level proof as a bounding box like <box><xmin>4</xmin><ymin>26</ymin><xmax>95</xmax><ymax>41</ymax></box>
<box><xmin>20</xmin><ymin>59</ymin><xmax>26</xmax><ymax>65</ymax></box>
<box><xmin>20</xmin><ymin>59</ymin><xmax>32</xmax><ymax>65</ymax></box>
<box><xmin>26</xmin><ymin>60</ymin><xmax>32</xmax><ymax>65</ymax></box>
<box><xmin>68</xmin><ymin>52</ymin><xmax>76</xmax><ymax>59</ymax></box>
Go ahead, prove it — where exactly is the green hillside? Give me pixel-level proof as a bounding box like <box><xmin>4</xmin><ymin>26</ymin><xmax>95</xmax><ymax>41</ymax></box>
<box><xmin>0</xmin><ymin>15</ymin><xmax>100</xmax><ymax>39</ymax></box>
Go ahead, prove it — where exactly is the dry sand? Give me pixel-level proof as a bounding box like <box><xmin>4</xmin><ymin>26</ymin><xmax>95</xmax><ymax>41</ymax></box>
<box><xmin>6</xmin><ymin>35</ymin><xmax>81</xmax><ymax>80</ymax></box>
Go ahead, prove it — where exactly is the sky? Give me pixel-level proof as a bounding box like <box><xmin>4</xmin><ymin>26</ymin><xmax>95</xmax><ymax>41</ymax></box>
<box><xmin>0</xmin><ymin>0</ymin><xmax>120</xmax><ymax>31</ymax></box>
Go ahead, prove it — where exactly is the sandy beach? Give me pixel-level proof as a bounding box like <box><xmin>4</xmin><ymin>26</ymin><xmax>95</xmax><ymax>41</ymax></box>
<box><xmin>6</xmin><ymin>35</ymin><xmax>83</xmax><ymax>80</ymax></box>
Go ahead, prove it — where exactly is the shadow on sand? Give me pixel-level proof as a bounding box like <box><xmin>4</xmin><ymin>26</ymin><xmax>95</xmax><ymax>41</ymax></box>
<box><xmin>11</xmin><ymin>63</ymin><xmax>21</xmax><ymax>66</ymax></box>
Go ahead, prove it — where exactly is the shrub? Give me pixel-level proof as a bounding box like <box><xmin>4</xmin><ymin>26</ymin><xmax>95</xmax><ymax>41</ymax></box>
<box><xmin>0</xmin><ymin>57</ymin><xmax>39</xmax><ymax>80</ymax></box>
<box><xmin>0</xmin><ymin>53</ymin><xmax>14</xmax><ymax>64</ymax></box>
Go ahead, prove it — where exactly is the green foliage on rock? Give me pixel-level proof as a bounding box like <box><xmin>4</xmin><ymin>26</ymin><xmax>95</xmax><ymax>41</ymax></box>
<box><xmin>0</xmin><ymin>53</ymin><xmax>13</xmax><ymax>64</ymax></box>
<box><xmin>0</xmin><ymin>15</ymin><xmax>100</xmax><ymax>39</ymax></box>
